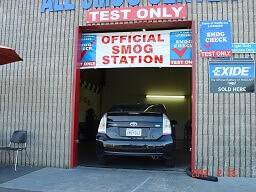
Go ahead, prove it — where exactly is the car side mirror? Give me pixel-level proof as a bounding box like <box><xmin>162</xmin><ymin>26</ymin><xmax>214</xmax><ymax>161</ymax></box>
<box><xmin>171</xmin><ymin>120</ymin><xmax>177</xmax><ymax>125</ymax></box>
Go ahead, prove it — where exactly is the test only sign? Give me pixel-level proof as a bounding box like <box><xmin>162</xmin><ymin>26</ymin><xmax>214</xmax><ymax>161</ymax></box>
<box><xmin>209</xmin><ymin>57</ymin><xmax>255</xmax><ymax>93</ymax></box>
<box><xmin>86</xmin><ymin>4</ymin><xmax>186</xmax><ymax>23</ymax></box>
<box><xmin>80</xmin><ymin>29</ymin><xmax>192</xmax><ymax>69</ymax></box>
<box><xmin>200</xmin><ymin>20</ymin><xmax>232</xmax><ymax>58</ymax></box>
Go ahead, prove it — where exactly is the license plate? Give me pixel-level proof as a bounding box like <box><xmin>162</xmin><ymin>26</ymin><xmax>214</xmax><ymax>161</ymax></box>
<box><xmin>126</xmin><ymin>128</ymin><xmax>142</xmax><ymax>137</ymax></box>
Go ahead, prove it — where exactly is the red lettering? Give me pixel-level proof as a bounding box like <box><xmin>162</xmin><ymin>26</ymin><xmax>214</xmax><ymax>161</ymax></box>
<box><xmin>111</xmin><ymin>56</ymin><xmax>118</xmax><ymax>64</ymax></box>
<box><xmin>157</xmin><ymin>34</ymin><xmax>164</xmax><ymax>42</ymax></box>
<box><xmin>143</xmin><ymin>35</ymin><xmax>147</xmax><ymax>42</ymax></box>
<box><xmin>102</xmin><ymin>36</ymin><xmax>110</xmax><ymax>44</ymax></box>
<box><xmin>128</xmin><ymin>56</ymin><xmax>136</xmax><ymax>64</ymax></box>
<box><xmin>111</xmin><ymin>36</ymin><xmax>119</xmax><ymax>43</ymax></box>
<box><xmin>128</xmin><ymin>35</ymin><xmax>132</xmax><ymax>43</ymax></box>
<box><xmin>138</xmin><ymin>55</ymin><xmax>142</xmax><ymax>63</ymax></box>
<box><xmin>192</xmin><ymin>170</ymin><xmax>196</xmax><ymax>178</ymax></box>
<box><xmin>102</xmin><ymin>56</ymin><xmax>110</xmax><ymax>64</ymax></box>
<box><xmin>144</xmin><ymin>55</ymin><xmax>153</xmax><ymax>63</ymax></box>
<box><xmin>147</xmin><ymin>34</ymin><xmax>156</xmax><ymax>42</ymax></box>
<box><xmin>120</xmin><ymin>56</ymin><xmax>128</xmax><ymax>64</ymax></box>
<box><xmin>227</xmin><ymin>170</ymin><xmax>236</xmax><ymax>178</ymax></box>
<box><xmin>144</xmin><ymin>44</ymin><xmax>153</xmax><ymax>53</ymax></box>
<box><xmin>112</xmin><ymin>45</ymin><xmax>120</xmax><ymax>54</ymax></box>
<box><xmin>133</xmin><ymin>45</ymin><xmax>142</xmax><ymax>53</ymax></box>
<box><xmin>192</xmin><ymin>170</ymin><xmax>201</xmax><ymax>178</ymax></box>
<box><xmin>202</xmin><ymin>170</ymin><xmax>208</xmax><ymax>178</ymax></box>
<box><xmin>217</xmin><ymin>170</ymin><xmax>222</xmax><ymax>177</ymax></box>
<box><xmin>121</xmin><ymin>45</ymin><xmax>131</xmax><ymax>54</ymax></box>
<box><xmin>133</xmin><ymin>35</ymin><xmax>141</xmax><ymax>43</ymax></box>
<box><xmin>155</xmin><ymin>55</ymin><xmax>163</xmax><ymax>63</ymax></box>
<box><xmin>120</xmin><ymin>35</ymin><xmax>127</xmax><ymax>43</ymax></box>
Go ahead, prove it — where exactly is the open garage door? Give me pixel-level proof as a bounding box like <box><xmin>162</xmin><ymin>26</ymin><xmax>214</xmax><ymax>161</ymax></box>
<box><xmin>77</xmin><ymin>68</ymin><xmax>192</xmax><ymax>170</ymax></box>
<box><xmin>71</xmin><ymin>22</ymin><xmax>196</xmax><ymax>171</ymax></box>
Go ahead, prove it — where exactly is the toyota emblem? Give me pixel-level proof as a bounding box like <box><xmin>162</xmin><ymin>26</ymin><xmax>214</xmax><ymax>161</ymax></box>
<box><xmin>130</xmin><ymin>122</ymin><xmax>138</xmax><ymax>127</ymax></box>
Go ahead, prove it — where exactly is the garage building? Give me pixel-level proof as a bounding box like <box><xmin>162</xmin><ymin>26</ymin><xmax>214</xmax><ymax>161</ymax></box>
<box><xmin>0</xmin><ymin>0</ymin><xmax>255</xmax><ymax>177</ymax></box>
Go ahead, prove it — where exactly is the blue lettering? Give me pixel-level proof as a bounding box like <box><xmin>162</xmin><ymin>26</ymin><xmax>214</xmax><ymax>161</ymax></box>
<box><xmin>128</xmin><ymin>0</ymin><xmax>140</xmax><ymax>6</ymax></box>
<box><xmin>163</xmin><ymin>0</ymin><xmax>176</xmax><ymax>4</ymax></box>
<box><xmin>81</xmin><ymin>0</ymin><xmax>93</xmax><ymax>9</ymax></box>
<box><xmin>65</xmin><ymin>0</ymin><xmax>76</xmax><ymax>10</ymax></box>
<box><xmin>112</xmin><ymin>0</ymin><xmax>124</xmax><ymax>7</ymax></box>
<box><xmin>177</xmin><ymin>0</ymin><xmax>192</xmax><ymax>2</ymax></box>
<box><xmin>41</xmin><ymin>0</ymin><xmax>238</xmax><ymax>12</ymax></box>
<box><xmin>54</xmin><ymin>0</ymin><xmax>64</xmax><ymax>11</ymax></box>
<box><xmin>149</xmin><ymin>0</ymin><xmax>160</xmax><ymax>4</ymax></box>
<box><xmin>95</xmin><ymin>0</ymin><xmax>110</xmax><ymax>8</ymax></box>
<box><xmin>41</xmin><ymin>0</ymin><xmax>53</xmax><ymax>12</ymax></box>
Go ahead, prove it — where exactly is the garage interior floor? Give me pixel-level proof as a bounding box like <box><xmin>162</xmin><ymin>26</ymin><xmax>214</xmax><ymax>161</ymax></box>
<box><xmin>77</xmin><ymin>139</ymin><xmax>190</xmax><ymax>171</ymax></box>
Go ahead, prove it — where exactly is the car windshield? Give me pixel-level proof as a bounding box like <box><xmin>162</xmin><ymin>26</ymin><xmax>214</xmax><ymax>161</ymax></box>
<box><xmin>108</xmin><ymin>104</ymin><xmax>164</xmax><ymax>113</ymax></box>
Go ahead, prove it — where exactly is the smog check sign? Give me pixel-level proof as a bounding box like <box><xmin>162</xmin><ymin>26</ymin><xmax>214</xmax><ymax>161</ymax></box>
<box><xmin>200</xmin><ymin>20</ymin><xmax>232</xmax><ymax>58</ymax></box>
<box><xmin>86</xmin><ymin>4</ymin><xmax>186</xmax><ymax>23</ymax></box>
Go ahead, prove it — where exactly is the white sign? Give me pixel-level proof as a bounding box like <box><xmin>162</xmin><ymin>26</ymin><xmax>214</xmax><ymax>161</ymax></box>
<box><xmin>80</xmin><ymin>30</ymin><xmax>192</xmax><ymax>69</ymax></box>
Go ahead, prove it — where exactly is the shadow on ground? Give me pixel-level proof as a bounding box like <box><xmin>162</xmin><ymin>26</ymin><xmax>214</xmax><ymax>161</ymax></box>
<box><xmin>0</xmin><ymin>164</ymin><xmax>42</xmax><ymax>184</ymax></box>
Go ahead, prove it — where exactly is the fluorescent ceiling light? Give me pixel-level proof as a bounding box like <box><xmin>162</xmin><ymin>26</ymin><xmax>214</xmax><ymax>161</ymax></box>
<box><xmin>146</xmin><ymin>95</ymin><xmax>185</xmax><ymax>99</ymax></box>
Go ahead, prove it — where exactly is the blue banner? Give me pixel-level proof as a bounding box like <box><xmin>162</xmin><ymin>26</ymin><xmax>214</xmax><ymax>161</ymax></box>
<box><xmin>81</xmin><ymin>34</ymin><xmax>97</xmax><ymax>67</ymax></box>
<box><xmin>170</xmin><ymin>30</ymin><xmax>192</xmax><ymax>65</ymax></box>
<box><xmin>170</xmin><ymin>31</ymin><xmax>192</xmax><ymax>60</ymax></box>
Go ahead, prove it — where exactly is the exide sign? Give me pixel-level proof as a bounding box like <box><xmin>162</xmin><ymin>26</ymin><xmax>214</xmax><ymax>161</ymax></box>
<box><xmin>41</xmin><ymin>0</ymin><xmax>237</xmax><ymax>12</ymax></box>
<box><xmin>209</xmin><ymin>57</ymin><xmax>255</xmax><ymax>93</ymax></box>
<box><xmin>210</xmin><ymin>66</ymin><xmax>253</xmax><ymax>78</ymax></box>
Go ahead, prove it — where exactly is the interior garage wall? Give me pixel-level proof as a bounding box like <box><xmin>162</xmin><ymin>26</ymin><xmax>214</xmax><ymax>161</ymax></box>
<box><xmin>79</xmin><ymin>70</ymin><xmax>103</xmax><ymax>122</ymax></box>
<box><xmin>101</xmin><ymin>68</ymin><xmax>191</xmax><ymax>140</ymax></box>
<box><xmin>0</xmin><ymin>0</ymin><xmax>255</xmax><ymax>176</ymax></box>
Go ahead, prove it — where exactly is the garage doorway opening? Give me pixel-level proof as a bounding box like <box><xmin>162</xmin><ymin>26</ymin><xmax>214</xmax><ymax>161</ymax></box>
<box><xmin>77</xmin><ymin>67</ymin><xmax>192</xmax><ymax>170</ymax></box>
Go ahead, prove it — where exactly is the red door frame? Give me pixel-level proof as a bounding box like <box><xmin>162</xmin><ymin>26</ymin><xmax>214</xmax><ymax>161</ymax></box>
<box><xmin>71</xmin><ymin>21</ymin><xmax>196</xmax><ymax>169</ymax></box>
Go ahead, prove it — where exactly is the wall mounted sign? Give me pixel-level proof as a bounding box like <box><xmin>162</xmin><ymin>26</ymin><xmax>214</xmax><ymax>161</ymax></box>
<box><xmin>232</xmin><ymin>43</ymin><xmax>256</xmax><ymax>53</ymax></box>
<box><xmin>170</xmin><ymin>30</ymin><xmax>192</xmax><ymax>65</ymax></box>
<box><xmin>200</xmin><ymin>20</ymin><xmax>232</xmax><ymax>58</ymax></box>
<box><xmin>209</xmin><ymin>57</ymin><xmax>255</xmax><ymax>93</ymax></box>
<box><xmin>86</xmin><ymin>5</ymin><xmax>187</xmax><ymax>23</ymax></box>
<box><xmin>80</xmin><ymin>29</ymin><xmax>192</xmax><ymax>69</ymax></box>
<box><xmin>41</xmin><ymin>0</ymin><xmax>238</xmax><ymax>12</ymax></box>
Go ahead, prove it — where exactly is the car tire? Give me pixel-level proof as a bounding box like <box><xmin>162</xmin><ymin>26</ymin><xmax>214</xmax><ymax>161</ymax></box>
<box><xmin>98</xmin><ymin>156</ymin><xmax>106</xmax><ymax>165</ymax></box>
<box><xmin>165</xmin><ymin>156</ymin><xmax>175</xmax><ymax>168</ymax></box>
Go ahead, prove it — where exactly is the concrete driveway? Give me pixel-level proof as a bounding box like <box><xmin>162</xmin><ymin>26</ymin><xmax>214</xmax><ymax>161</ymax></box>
<box><xmin>0</xmin><ymin>166</ymin><xmax>256</xmax><ymax>192</ymax></box>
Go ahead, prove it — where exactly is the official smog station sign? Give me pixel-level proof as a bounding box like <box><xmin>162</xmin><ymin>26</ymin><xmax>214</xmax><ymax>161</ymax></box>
<box><xmin>209</xmin><ymin>57</ymin><xmax>255</xmax><ymax>93</ymax></box>
<box><xmin>80</xmin><ymin>30</ymin><xmax>192</xmax><ymax>69</ymax></box>
<box><xmin>200</xmin><ymin>20</ymin><xmax>232</xmax><ymax>58</ymax></box>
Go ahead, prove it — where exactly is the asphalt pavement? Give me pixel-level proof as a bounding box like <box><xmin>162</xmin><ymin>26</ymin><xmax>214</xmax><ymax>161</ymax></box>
<box><xmin>0</xmin><ymin>165</ymin><xmax>256</xmax><ymax>192</ymax></box>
